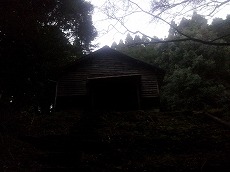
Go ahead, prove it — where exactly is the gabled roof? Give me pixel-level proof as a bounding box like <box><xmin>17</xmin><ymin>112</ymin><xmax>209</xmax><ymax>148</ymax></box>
<box><xmin>62</xmin><ymin>46</ymin><xmax>165</xmax><ymax>76</ymax></box>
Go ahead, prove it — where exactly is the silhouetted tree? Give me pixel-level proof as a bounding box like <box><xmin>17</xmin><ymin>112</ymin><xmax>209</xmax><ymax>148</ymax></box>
<box><xmin>0</xmin><ymin>0</ymin><xmax>97</xmax><ymax>113</ymax></box>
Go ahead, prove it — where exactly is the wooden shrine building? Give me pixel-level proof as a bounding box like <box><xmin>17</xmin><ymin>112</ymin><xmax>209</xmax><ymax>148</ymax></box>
<box><xmin>55</xmin><ymin>46</ymin><xmax>165</xmax><ymax>110</ymax></box>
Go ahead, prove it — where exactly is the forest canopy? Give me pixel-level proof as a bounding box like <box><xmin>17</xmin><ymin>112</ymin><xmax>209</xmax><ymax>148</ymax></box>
<box><xmin>111</xmin><ymin>12</ymin><xmax>230</xmax><ymax>111</ymax></box>
<box><xmin>0</xmin><ymin>0</ymin><xmax>97</xmax><ymax>113</ymax></box>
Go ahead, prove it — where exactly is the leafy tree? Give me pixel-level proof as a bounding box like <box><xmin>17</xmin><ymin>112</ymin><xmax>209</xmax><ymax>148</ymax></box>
<box><xmin>125</xmin><ymin>33</ymin><xmax>134</xmax><ymax>45</ymax></box>
<box><xmin>111</xmin><ymin>41</ymin><xmax>118</xmax><ymax>49</ymax></box>
<box><xmin>211</xmin><ymin>15</ymin><xmax>230</xmax><ymax>42</ymax></box>
<box><xmin>141</xmin><ymin>35</ymin><xmax>150</xmax><ymax>44</ymax></box>
<box><xmin>157</xmin><ymin>13</ymin><xmax>230</xmax><ymax>109</ymax></box>
<box><xmin>133</xmin><ymin>35</ymin><xmax>142</xmax><ymax>43</ymax></box>
<box><xmin>112</xmin><ymin>13</ymin><xmax>230</xmax><ymax>111</ymax></box>
<box><xmin>0</xmin><ymin>0</ymin><xmax>97</xmax><ymax>113</ymax></box>
<box><xmin>117</xmin><ymin>39</ymin><xmax>125</xmax><ymax>48</ymax></box>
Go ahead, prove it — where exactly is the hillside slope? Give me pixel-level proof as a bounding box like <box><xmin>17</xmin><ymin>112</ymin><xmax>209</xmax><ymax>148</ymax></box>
<box><xmin>1</xmin><ymin>110</ymin><xmax>229</xmax><ymax>171</ymax></box>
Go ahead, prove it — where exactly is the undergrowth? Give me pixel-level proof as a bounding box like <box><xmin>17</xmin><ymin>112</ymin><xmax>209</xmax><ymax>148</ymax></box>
<box><xmin>0</xmin><ymin>110</ymin><xmax>229</xmax><ymax>171</ymax></box>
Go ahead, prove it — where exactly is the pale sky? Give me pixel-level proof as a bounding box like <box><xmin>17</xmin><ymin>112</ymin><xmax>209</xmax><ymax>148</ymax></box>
<box><xmin>88</xmin><ymin>0</ymin><xmax>230</xmax><ymax>48</ymax></box>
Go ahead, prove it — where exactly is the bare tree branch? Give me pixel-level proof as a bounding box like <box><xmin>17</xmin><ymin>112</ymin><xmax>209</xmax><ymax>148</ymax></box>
<box><xmin>101</xmin><ymin>0</ymin><xmax>230</xmax><ymax>46</ymax></box>
<box><xmin>208</xmin><ymin>0</ymin><xmax>230</xmax><ymax>16</ymax></box>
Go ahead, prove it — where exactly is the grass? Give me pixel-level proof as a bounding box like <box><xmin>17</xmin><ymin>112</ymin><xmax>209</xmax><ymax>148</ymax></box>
<box><xmin>0</xmin><ymin>110</ymin><xmax>229</xmax><ymax>171</ymax></box>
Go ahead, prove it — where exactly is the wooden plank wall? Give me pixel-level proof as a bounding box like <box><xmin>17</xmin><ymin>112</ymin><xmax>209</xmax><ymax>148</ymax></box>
<box><xmin>57</xmin><ymin>53</ymin><xmax>159</xmax><ymax>98</ymax></box>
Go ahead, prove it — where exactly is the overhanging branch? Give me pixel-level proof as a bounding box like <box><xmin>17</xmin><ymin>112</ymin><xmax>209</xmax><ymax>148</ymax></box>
<box><xmin>103</xmin><ymin>0</ymin><xmax>230</xmax><ymax>46</ymax></box>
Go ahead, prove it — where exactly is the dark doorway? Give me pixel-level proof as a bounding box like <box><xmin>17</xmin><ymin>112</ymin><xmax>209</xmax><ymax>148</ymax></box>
<box><xmin>88</xmin><ymin>75</ymin><xmax>141</xmax><ymax>110</ymax></box>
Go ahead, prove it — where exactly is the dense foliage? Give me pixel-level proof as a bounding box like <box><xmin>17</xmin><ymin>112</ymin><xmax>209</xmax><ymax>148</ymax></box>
<box><xmin>111</xmin><ymin>13</ymin><xmax>230</xmax><ymax>111</ymax></box>
<box><xmin>0</xmin><ymin>0</ymin><xmax>97</xmax><ymax>113</ymax></box>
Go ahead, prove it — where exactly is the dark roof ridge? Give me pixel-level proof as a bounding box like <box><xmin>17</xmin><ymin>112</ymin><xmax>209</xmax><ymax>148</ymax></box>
<box><xmin>97</xmin><ymin>46</ymin><xmax>165</xmax><ymax>74</ymax></box>
<box><xmin>60</xmin><ymin>46</ymin><xmax>165</xmax><ymax>75</ymax></box>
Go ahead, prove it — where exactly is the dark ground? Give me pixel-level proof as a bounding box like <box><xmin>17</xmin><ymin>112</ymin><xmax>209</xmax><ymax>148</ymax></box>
<box><xmin>0</xmin><ymin>110</ymin><xmax>230</xmax><ymax>171</ymax></box>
